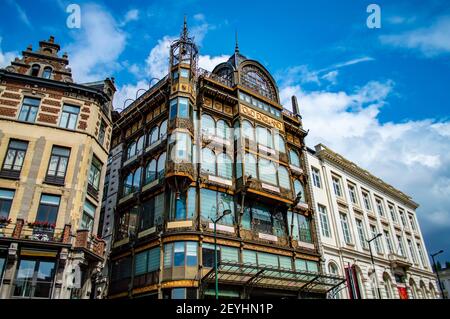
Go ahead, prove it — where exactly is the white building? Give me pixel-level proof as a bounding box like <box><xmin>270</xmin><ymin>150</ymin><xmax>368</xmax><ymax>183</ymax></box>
<box><xmin>305</xmin><ymin>144</ymin><xmax>439</xmax><ymax>299</ymax></box>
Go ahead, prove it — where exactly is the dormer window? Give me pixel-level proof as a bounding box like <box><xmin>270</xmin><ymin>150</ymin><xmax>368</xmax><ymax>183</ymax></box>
<box><xmin>42</xmin><ymin>67</ymin><xmax>52</xmax><ymax>79</ymax></box>
<box><xmin>31</xmin><ymin>64</ymin><xmax>40</xmax><ymax>77</ymax></box>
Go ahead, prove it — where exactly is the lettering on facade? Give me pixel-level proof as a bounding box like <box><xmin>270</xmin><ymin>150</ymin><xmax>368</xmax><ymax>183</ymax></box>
<box><xmin>240</xmin><ymin>104</ymin><xmax>284</xmax><ymax>131</ymax></box>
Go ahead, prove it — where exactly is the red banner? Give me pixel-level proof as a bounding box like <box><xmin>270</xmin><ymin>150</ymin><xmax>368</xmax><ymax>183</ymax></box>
<box><xmin>398</xmin><ymin>287</ymin><xmax>408</xmax><ymax>299</ymax></box>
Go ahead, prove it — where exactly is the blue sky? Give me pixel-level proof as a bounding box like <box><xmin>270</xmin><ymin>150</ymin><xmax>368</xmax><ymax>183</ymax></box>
<box><xmin>1</xmin><ymin>0</ymin><xmax>449</xmax><ymax>263</ymax></box>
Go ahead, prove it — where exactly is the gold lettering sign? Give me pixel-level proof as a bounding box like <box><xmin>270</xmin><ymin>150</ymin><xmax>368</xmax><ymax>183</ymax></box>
<box><xmin>240</xmin><ymin>104</ymin><xmax>284</xmax><ymax>131</ymax></box>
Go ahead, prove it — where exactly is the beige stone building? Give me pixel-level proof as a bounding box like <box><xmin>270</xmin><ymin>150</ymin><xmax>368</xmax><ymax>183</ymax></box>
<box><xmin>306</xmin><ymin>144</ymin><xmax>439</xmax><ymax>299</ymax></box>
<box><xmin>0</xmin><ymin>36</ymin><xmax>115</xmax><ymax>299</ymax></box>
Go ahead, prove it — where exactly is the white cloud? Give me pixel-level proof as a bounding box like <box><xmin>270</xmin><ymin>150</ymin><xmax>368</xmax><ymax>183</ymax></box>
<box><xmin>280</xmin><ymin>57</ymin><xmax>374</xmax><ymax>87</ymax></box>
<box><xmin>280</xmin><ymin>81</ymin><xmax>450</xmax><ymax>237</ymax></box>
<box><xmin>7</xmin><ymin>0</ymin><xmax>31</xmax><ymax>28</ymax></box>
<box><xmin>380</xmin><ymin>16</ymin><xmax>450</xmax><ymax>57</ymax></box>
<box><xmin>321</xmin><ymin>70</ymin><xmax>338</xmax><ymax>85</ymax></box>
<box><xmin>66</xmin><ymin>4</ymin><xmax>127</xmax><ymax>83</ymax></box>
<box><xmin>120</xmin><ymin>9</ymin><xmax>140</xmax><ymax>26</ymax></box>
<box><xmin>113</xmin><ymin>80</ymin><xmax>149</xmax><ymax>110</ymax></box>
<box><xmin>145</xmin><ymin>35</ymin><xmax>175</xmax><ymax>80</ymax></box>
<box><xmin>198</xmin><ymin>54</ymin><xmax>229</xmax><ymax>71</ymax></box>
<box><xmin>0</xmin><ymin>37</ymin><xmax>17</xmax><ymax>68</ymax></box>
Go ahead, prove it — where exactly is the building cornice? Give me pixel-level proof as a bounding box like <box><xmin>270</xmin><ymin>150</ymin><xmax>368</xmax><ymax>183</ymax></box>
<box><xmin>315</xmin><ymin>144</ymin><xmax>419</xmax><ymax>209</ymax></box>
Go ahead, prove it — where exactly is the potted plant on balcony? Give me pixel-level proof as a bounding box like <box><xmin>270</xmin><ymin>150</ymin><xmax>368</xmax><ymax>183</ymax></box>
<box><xmin>0</xmin><ymin>216</ymin><xmax>12</xmax><ymax>228</ymax></box>
<box><xmin>27</xmin><ymin>221</ymin><xmax>56</xmax><ymax>229</ymax></box>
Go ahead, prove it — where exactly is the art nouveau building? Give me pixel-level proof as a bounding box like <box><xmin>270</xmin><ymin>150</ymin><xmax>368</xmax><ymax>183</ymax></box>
<box><xmin>306</xmin><ymin>144</ymin><xmax>439</xmax><ymax>299</ymax></box>
<box><xmin>103</xmin><ymin>23</ymin><xmax>344</xmax><ymax>299</ymax></box>
<box><xmin>0</xmin><ymin>37</ymin><xmax>114</xmax><ymax>299</ymax></box>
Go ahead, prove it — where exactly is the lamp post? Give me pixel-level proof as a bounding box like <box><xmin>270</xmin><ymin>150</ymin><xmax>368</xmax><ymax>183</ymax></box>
<box><xmin>430</xmin><ymin>250</ymin><xmax>445</xmax><ymax>299</ymax></box>
<box><xmin>211</xmin><ymin>209</ymin><xmax>232</xmax><ymax>300</ymax></box>
<box><xmin>367</xmin><ymin>233</ymin><xmax>382</xmax><ymax>299</ymax></box>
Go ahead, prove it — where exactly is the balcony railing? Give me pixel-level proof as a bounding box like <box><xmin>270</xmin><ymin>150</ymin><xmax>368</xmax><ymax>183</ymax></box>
<box><xmin>197</xmin><ymin>68</ymin><xmax>233</xmax><ymax>88</ymax></box>
<box><xmin>0</xmin><ymin>219</ymin><xmax>71</xmax><ymax>244</ymax></box>
<box><xmin>74</xmin><ymin>229</ymin><xmax>106</xmax><ymax>259</ymax></box>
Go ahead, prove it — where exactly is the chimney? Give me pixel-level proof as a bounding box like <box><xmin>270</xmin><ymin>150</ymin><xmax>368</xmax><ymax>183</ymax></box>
<box><xmin>291</xmin><ymin>95</ymin><xmax>299</xmax><ymax>115</ymax></box>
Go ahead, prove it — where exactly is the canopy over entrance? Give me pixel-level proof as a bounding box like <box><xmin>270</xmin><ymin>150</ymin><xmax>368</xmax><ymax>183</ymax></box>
<box><xmin>201</xmin><ymin>261</ymin><xmax>346</xmax><ymax>296</ymax></box>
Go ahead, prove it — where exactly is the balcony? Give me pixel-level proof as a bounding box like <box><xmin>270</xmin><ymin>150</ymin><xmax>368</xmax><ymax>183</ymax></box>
<box><xmin>74</xmin><ymin>230</ymin><xmax>106</xmax><ymax>260</ymax></box>
<box><xmin>0</xmin><ymin>219</ymin><xmax>71</xmax><ymax>245</ymax></box>
<box><xmin>198</xmin><ymin>68</ymin><xmax>233</xmax><ymax>88</ymax></box>
<box><xmin>388</xmin><ymin>253</ymin><xmax>412</xmax><ymax>269</ymax></box>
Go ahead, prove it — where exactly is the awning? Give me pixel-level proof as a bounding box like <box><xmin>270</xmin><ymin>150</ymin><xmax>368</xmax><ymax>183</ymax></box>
<box><xmin>201</xmin><ymin>261</ymin><xmax>346</xmax><ymax>294</ymax></box>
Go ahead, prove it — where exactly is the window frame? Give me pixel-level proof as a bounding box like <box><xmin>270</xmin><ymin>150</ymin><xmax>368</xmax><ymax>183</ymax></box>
<box><xmin>59</xmin><ymin>104</ymin><xmax>80</xmax><ymax>130</ymax></box>
<box><xmin>18</xmin><ymin>97</ymin><xmax>40</xmax><ymax>123</ymax></box>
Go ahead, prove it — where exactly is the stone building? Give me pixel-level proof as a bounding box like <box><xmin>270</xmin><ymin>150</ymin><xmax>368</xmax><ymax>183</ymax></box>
<box><xmin>0</xmin><ymin>36</ymin><xmax>115</xmax><ymax>299</ymax></box>
<box><xmin>306</xmin><ymin>144</ymin><xmax>439</xmax><ymax>299</ymax></box>
<box><xmin>103</xmin><ymin>22</ymin><xmax>344</xmax><ymax>299</ymax></box>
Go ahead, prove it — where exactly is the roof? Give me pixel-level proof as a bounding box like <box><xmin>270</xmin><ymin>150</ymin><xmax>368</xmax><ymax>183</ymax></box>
<box><xmin>312</xmin><ymin>143</ymin><xmax>419</xmax><ymax>209</ymax></box>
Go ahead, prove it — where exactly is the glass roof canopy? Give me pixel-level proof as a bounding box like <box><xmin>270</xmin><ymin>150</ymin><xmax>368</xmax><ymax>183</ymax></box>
<box><xmin>201</xmin><ymin>261</ymin><xmax>346</xmax><ymax>295</ymax></box>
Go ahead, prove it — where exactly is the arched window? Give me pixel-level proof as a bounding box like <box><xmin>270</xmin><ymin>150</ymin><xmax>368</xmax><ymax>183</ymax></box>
<box><xmin>201</xmin><ymin>148</ymin><xmax>216</xmax><ymax>175</ymax></box>
<box><xmin>328</xmin><ymin>263</ymin><xmax>341</xmax><ymax>299</ymax></box>
<box><xmin>149</xmin><ymin>126</ymin><xmax>159</xmax><ymax>145</ymax></box>
<box><xmin>216</xmin><ymin>120</ymin><xmax>230</xmax><ymax>140</ymax></box>
<box><xmin>136</xmin><ymin>135</ymin><xmax>145</xmax><ymax>154</ymax></box>
<box><xmin>289</xmin><ymin>149</ymin><xmax>300</xmax><ymax>167</ymax></box>
<box><xmin>217</xmin><ymin>153</ymin><xmax>232</xmax><ymax>179</ymax></box>
<box><xmin>145</xmin><ymin>159</ymin><xmax>157</xmax><ymax>184</ymax></box>
<box><xmin>274</xmin><ymin>133</ymin><xmax>286</xmax><ymax>153</ymax></box>
<box><xmin>278</xmin><ymin>166</ymin><xmax>291</xmax><ymax>190</ymax></box>
<box><xmin>159</xmin><ymin>120</ymin><xmax>167</xmax><ymax>139</ymax></box>
<box><xmin>31</xmin><ymin>64</ymin><xmax>40</xmax><ymax>77</ymax></box>
<box><xmin>157</xmin><ymin>152</ymin><xmax>166</xmax><ymax>178</ymax></box>
<box><xmin>201</xmin><ymin>114</ymin><xmax>215</xmax><ymax>137</ymax></box>
<box><xmin>244</xmin><ymin>153</ymin><xmax>257</xmax><ymax>178</ymax></box>
<box><xmin>294</xmin><ymin>180</ymin><xmax>305</xmax><ymax>202</ymax></box>
<box><xmin>42</xmin><ymin>67</ymin><xmax>52</xmax><ymax>79</ymax></box>
<box><xmin>258</xmin><ymin>158</ymin><xmax>277</xmax><ymax>185</ymax></box>
<box><xmin>242</xmin><ymin>120</ymin><xmax>254</xmax><ymax>141</ymax></box>
<box><xmin>127</xmin><ymin>141</ymin><xmax>136</xmax><ymax>159</ymax></box>
<box><xmin>123</xmin><ymin>167</ymin><xmax>142</xmax><ymax>195</ymax></box>
<box><xmin>383</xmin><ymin>273</ymin><xmax>393</xmax><ymax>299</ymax></box>
<box><xmin>256</xmin><ymin>126</ymin><xmax>273</xmax><ymax>148</ymax></box>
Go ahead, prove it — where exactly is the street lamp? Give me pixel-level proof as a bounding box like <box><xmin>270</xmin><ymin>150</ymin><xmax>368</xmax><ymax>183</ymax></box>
<box><xmin>367</xmin><ymin>233</ymin><xmax>382</xmax><ymax>299</ymax></box>
<box><xmin>211</xmin><ymin>209</ymin><xmax>232</xmax><ymax>300</ymax></box>
<box><xmin>430</xmin><ymin>250</ymin><xmax>445</xmax><ymax>299</ymax></box>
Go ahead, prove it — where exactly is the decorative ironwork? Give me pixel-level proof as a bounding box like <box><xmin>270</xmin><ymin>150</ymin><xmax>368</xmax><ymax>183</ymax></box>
<box><xmin>198</xmin><ymin>67</ymin><xmax>233</xmax><ymax>88</ymax></box>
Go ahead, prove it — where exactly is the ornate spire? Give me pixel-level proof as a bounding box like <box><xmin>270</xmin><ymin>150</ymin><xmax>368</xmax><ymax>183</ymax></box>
<box><xmin>181</xmin><ymin>15</ymin><xmax>189</xmax><ymax>40</ymax></box>
<box><xmin>235</xmin><ymin>30</ymin><xmax>239</xmax><ymax>53</ymax></box>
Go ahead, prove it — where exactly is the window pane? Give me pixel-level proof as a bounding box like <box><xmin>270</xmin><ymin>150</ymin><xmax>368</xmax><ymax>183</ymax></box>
<box><xmin>173</xmin><ymin>242</ymin><xmax>185</xmax><ymax>266</ymax></box>
<box><xmin>244</xmin><ymin>153</ymin><xmax>257</xmax><ymax>178</ymax></box>
<box><xmin>178</xmin><ymin>98</ymin><xmax>189</xmax><ymax>118</ymax></box>
<box><xmin>164</xmin><ymin>243</ymin><xmax>173</xmax><ymax>268</ymax></box>
<box><xmin>258</xmin><ymin>158</ymin><xmax>277</xmax><ymax>185</ymax></box>
<box><xmin>201</xmin><ymin>114</ymin><xmax>215</xmax><ymax>136</ymax></box>
<box><xmin>186</xmin><ymin>242</ymin><xmax>197</xmax><ymax>266</ymax></box>
<box><xmin>217</xmin><ymin>153</ymin><xmax>232</xmax><ymax>179</ymax></box>
<box><xmin>148</xmin><ymin>248</ymin><xmax>160</xmax><ymax>272</ymax></box>
<box><xmin>278</xmin><ymin>166</ymin><xmax>291</xmax><ymax>189</ymax></box>
<box><xmin>187</xmin><ymin>187</ymin><xmax>196</xmax><ymax>220</ymax></box>
<box><xmin>242</xmin><ymin>120</ymin><xmax>254</xmax><ymax>140</ymax></box>
<box><xmin>135</xmin><ymin>252</ymin><xmax>148</xmax><ymax>276</ymax></box>
<box><xmin>201</xmin><ymin>148</ymin><xmax>216</xmax><ymax>175</ymax></box>
<box><xmin>289</xmin><ymin>150</ymin><xmax>300</xmax><ymax>167</ymax></box>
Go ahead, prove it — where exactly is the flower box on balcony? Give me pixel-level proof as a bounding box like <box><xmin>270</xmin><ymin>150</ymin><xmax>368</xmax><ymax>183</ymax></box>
<box><xmin>27</xmin><ymin>221</ymin><xmax>56</xmax><ymax>229</ymax></box>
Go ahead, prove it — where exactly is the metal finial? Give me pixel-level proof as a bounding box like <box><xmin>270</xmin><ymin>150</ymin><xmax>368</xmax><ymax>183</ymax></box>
<box><xmin>181</xmin><ymin>15</ymin><xmax>188</xmax><ymax>40</ymax></box>
<box><xmin>235</xmin><ymin>31</ymin><xmax>239</xmax><ymax>53</ymax></box>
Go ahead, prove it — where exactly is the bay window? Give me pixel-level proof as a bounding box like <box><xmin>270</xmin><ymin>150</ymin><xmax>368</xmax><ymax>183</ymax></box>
<box><xmin>164</xmin><ymin>241</ymin><xmax>198</xmax><ymax>268</ymax></box>
<box><xmin>116</xmin><ymin>206</ymin><xmax>138</xmax><ymax>241</ymax></box>
<box><xmin>168</xmin><ymin>132</ymin><xmax>192</xmax><ymax>162</ymax></box>
<box><xmin>81</xmin><ymin>200</ymin><xmax>95</xmax><ymax>232</ymax></box>
<box><xmin>169</xmin><ymin>97</ymin><xmax>190</xmax><ymax>120</ymax></box>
